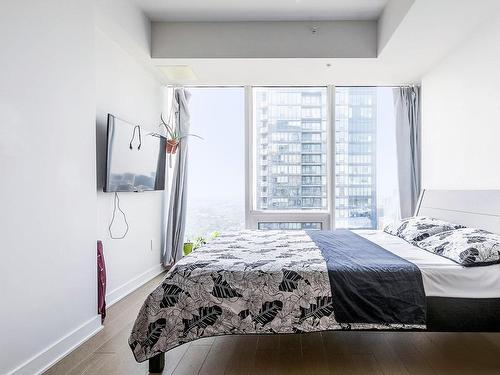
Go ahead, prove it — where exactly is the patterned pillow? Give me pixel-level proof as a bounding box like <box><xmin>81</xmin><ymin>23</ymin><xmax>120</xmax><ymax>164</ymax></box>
<box><xmin>384</xmin><ymin>216</ymin><xmax>465</xmax><ymax>244</ymax></box>
<box><xmin>417</xmin><ymin>228</ymin><xmax>500</xmax><ymax>267</ymax></box>
<box><xmin>384</xmin><ymin>217</ymin><xmax>411</xmax><ymax>236</ymax></box>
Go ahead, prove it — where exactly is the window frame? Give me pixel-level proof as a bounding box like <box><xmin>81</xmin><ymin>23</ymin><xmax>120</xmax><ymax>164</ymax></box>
<box><xmin>245</xmin><ymin>85</ymin><xmax>336</xmax><ymax>230</ymax></box>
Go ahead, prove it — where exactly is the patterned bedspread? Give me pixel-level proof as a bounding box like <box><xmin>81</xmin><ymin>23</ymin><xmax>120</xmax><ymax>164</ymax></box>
<box><xmin>129</xmin><ymin>230</ymin><xmax>422</xmax><ymax>362</ymax></box>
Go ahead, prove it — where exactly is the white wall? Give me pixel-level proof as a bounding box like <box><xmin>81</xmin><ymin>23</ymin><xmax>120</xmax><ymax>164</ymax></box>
<box><xmin>0</xmin><ymin>1</ymin><xmax>166</xmax><ymax>373</ymax></box>
<box><xmin>0</xmin><ymin>1</ymin><xmax>99</xmax><ymax>374</ymax></box>
<box><xmin>95</xmin><ymin>25</ymin><xmax>166</xmax><ymax>304</ymax></box>
<box><xmin>377</xmin><ymin>0</ymin><xmax>414</xmax><ymax>54</ymax></box>
<box><xmin>421</xmin><ymin>13</ymin><xmax>500</xmax><ymax>189</ymax></box>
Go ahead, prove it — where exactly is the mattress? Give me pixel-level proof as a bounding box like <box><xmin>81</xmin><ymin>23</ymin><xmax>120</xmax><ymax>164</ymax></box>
<box><xmin>355</xmin><ymin>230</ymin><xmax>500</xmax><ymax>298</ymax></box>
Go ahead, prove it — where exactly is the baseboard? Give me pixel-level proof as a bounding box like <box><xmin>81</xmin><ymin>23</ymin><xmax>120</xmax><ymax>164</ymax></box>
<box><xmin>8</xmin><ymin>315</ymin><xmax>103</xmax><ymax>375</ymax></box>
<box><xmin>106</xmin><ymin>263</ymin><xmax>165</xmax><ymax>307</ymax></box>
<box><xmin>7</xmin><ymin>264</ymin><xmax>164</xmax><ymax>375</ymax></box>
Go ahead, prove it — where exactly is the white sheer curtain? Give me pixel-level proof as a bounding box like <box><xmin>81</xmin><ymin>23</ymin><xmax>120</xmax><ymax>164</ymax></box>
<box><xmin>394</xmin><ymin>86</ymin><xmax>421</xmax><ymax>218</ymax></box>
<box><xmin>375</xmin><ymin>87</ymin><xmax>402</xmax><ymax>228</ymax></box>
<box><xmin>163</xmin><ymin>88</ymin><xmax>191</xmax><ymax>266</ymax></box>
<box><xmin>370</xmin><ymin>86</ymin><xmax>421</xmax><ymax>228</ymax></box>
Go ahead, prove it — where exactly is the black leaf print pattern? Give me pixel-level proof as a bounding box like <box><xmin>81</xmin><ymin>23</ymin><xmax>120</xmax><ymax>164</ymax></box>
<box><xmin>252</xmin><ymin>300</ymin><xmax>283</xmax><ymax>326</ymax></box>
<box><xmin>246</xmin><ymin>260</ymin><xmax>271</xmax><ymax>269</ymax></box>
<box><xmin>217</xmin><ymin>254</ymin><xmax>239</xmax><ymax>259</ymax></box>
<box><xmin>278</xmin><ymin>270</ymin><xmax>303</xmax><ymax>292</ymax></box>
<box><xmin>238</xmin><ymin>309</ymin><xmax>251</xmax><ymax>320</ymax></box>
<box><xmin>418</xmin><ymin>227</ymin><xmax>500</xmax><ymax>266</ymax></box>
<box><xmin>385</xmin><ymin>216</ymin><xmax>465</xmax><ymax>244</ymax></box>
<box><xmin>415</xmin><ymin>223</ymin><xmax>438</xmax><ymax>230</ymax></box>
<box><xmin>467</xmin><ymin>236</ymin><xmax>487</xmax><ymax>244</ymax></box>
<box><xmin>179</xmin><ymin>262</ymin><xmax>210</xmax><ymax>275</ymax></box>
<box><xmin>459</xmin><ymin>248</ymin><xmax>479</xmax><ymax>265</ymax></box>
<box><xmin>433</xmin><ymin>242</ymin><xmax>449</xmax><ymax>255</ymax></box>
<box><xmin>129</xmin><ymin>341</ymin><xmax>138</xmax><ymax>351</ymax></box>
<box><xmin>211</xmin><ymin>273</ymin><xmax>243</xmax><ymax>298</ymax></box>
<box><xmin>438</xmin><ymin>231</ymin><xmax>454</xmax><ymax>240</ymax></box>
<box><xmin>396</xmin><ymin>222</ymin><xmax>408</xmax><ymax>236</ymax></box>
<box><xmin>143</xmin><ymin>319</ymin><xmax>166</xmax><ymax>347</ymax></box>
<box><xmin>183</xmin><ymin>306</ymin><xmax>223</xmax><ymax>334</ymax></box>
<box><xmin>414</xmin><ymin>233</ymin><xmax>430</xmax><ymax>242</ymax></box>
<box><xmin>276</xmin><ymin>243</ymin><xmax>289</xmax><ymax>247</ymax></box>
<box><xmin>160</xmin><ymin>284</ymin><xmax>184</xmax><ymax>308</ymax></box>
<box><xmin>299</xmin><ymin>296</ymin><xmax>335</xmax><ymax>323</ymax></box>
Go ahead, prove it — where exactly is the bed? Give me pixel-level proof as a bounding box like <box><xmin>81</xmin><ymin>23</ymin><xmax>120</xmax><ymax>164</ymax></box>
<box><xmin>129</xmin><ymin>189</ymin><xmax>500</xmax><ymax>372</ymax></box>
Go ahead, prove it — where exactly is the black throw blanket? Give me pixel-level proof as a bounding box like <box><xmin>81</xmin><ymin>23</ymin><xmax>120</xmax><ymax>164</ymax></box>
<box><xmin>307</xmin><ymin>230</ymin><xmax>426</xmax><ymax>324</ymax></box>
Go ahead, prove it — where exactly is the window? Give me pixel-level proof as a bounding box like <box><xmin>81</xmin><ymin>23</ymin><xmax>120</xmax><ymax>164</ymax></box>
<box><xmin>334</xmin><ymin>87</ymin><xmax>399</xmax><ymax>229</ymax></box>
<box><xmin>185</xmin><ymin>86</ymin><xmax>400</xmax><ymax>233</ymax></box>
<box><xmin>253</xmin><ymin>87</ymin><xmax>328</xmax><ymax>211</ymax></box>
<box><xmin>249</xmin><ymin>87</ymin><xmax>330</xmax><ymax>229</ymax></box>
<box><xmin>185</xmin><ymin>88</ymin><xmax>245</xmax><ymax>240</ymax></box>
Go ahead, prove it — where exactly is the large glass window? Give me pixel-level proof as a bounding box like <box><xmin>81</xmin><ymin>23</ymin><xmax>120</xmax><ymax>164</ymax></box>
<box><xmin>185</xmin><ymin>88</ymin><xmax>245</xmax><ymax>240</ymax></box>
<box><xmin>185</xmin><ymin>85</ymin><xmax>400</xmax><ymax>233</ymax></box>
<box><xmin>253</xmin><ymin>87</ymin><xmax>328</xmax><ymax>211</ymax></box>
<box><xmin>334</xmin><ymin>87</ymin><xmax>399</xmax><ymax>229</ymax></box>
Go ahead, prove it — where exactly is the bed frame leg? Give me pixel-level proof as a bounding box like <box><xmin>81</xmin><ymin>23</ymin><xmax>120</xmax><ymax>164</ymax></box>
<box><xmin>149</xmin><ymin>353</ymin><xmax>165</xmax><ymax>373</ymax></box>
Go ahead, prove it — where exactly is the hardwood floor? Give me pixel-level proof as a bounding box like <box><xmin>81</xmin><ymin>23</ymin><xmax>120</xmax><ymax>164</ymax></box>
<box><xmin>44</xmin><ymin>273</ymin><xmax>500</xmax><ymax>375</ymax></box>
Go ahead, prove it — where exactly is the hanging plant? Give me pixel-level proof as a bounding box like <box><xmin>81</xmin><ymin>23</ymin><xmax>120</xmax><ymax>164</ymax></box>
<box><xmin>166</xmin><ymin>139</ymin><xmax>179</xmax><ymax>154</ymax></box>
<box><xmin>160</xmin><ymin>113</ymin><xmax>202</xmax><ymax>154</ymax></box>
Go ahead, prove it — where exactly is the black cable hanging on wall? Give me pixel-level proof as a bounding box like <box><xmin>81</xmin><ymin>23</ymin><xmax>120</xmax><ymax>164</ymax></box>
<box><xmin>129</xmin><ymin>125</ymin><xmax>142</xmax><ymax>150</ymax></box>
<box><xmin>108</xmin><ymin>192</ymin><xmax>129</xmax><ymax>240</ymax></box>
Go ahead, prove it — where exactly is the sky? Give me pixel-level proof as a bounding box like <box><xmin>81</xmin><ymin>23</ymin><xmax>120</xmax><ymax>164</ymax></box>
<box><xmin>187</xmin><ymin>88</ymin><xmax>246</xmax><ymax>203</ymax></box>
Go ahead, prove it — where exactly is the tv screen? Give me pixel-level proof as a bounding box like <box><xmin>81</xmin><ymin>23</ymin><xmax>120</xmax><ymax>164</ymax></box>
<box><xmin>104</xmin><ymin>114</ymin><xmax>166</xmax><ymax>192</ymax></box>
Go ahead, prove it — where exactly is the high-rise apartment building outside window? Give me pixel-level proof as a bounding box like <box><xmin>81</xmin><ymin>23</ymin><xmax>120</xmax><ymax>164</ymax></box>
<box><xmin>249</xmin><ymin>87</ymin><xmax>330</xmax><ymax>229</ymax></box>
<box><xmin>335</xmin><ymin>87</ymin><xmax>377</xmax><ymax>229</ymax></box>
<box><xmin>253</xmin><ymin>87</ymin><xmax>328</xmax><ymax>211</ymax></box>
<box><xmin>248</xmin><ymin>86</ymin><xmax>398</xmax><ymax>230</ymax></box>
<box><xmin>334</xmin><ymin>87</ymin><xmax>399</xmax><ymax>230</ymax></box>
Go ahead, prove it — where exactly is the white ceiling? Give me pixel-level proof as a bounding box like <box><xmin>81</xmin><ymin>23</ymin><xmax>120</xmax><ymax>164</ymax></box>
<box><xmin>135</xmin><ymin>0</ymin><xmax>389</xmax><ymax>22</ymax></box>
<box><xmin>150</xmin><ymin>0</ymin><xmax>500</xmax><ymax>85</ymax></box>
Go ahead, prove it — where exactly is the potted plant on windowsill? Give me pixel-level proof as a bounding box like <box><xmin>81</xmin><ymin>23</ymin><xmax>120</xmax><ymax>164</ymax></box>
<box><xmin>183</xmin><ymin>241</ymin><xmax>194</xmax><ymax>256</ymax></box>
<box><xmin>183</xmin><ymin>232</ymin><xmax>220</xmax><ymax>257</ymax></box>
<box><xmin>160</xmin><ymin>114</ymin><xmax>202</xmax><ymax>154</ymax></box>
<box><xmin>183</xmin><ymin>237</ymin><xmax>203</xmax><ymax>256</ymax></box>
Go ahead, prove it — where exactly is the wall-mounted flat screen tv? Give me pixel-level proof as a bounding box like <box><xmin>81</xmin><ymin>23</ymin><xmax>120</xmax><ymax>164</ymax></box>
<box><xmin>104</xmin><ymin>114</ymin><xmax>166</xmax><ymax>192</ymax></box>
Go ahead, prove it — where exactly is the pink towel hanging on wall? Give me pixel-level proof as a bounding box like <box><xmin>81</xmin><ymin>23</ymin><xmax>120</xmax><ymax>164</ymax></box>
<box><xmin>97</xmin><ymin>240</ymin><xmax>107</xmax><ymax>323</ymax></box>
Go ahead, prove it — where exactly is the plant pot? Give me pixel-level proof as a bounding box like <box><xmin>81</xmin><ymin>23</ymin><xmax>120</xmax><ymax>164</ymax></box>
<box><xmin>183</xmin><ymin>242</ymin><xmax>194</xmax><ymax>256</ymax></box>
<box><xmin>166</xmin><ymin>140</ymin><xmax>178</xmax><ymax>154</ymax></box>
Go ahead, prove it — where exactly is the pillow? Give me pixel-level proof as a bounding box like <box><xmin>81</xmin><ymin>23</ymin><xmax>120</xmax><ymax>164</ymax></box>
<box><xmin>417</xmin><ymin>228</ymin><xmax>500</xmax><ymax>267</ymax></box>
<box><xmin>384</xmin><ymin>216</ymin><xmax>465</xmax><ymax>244</ymax></box>
<box><xmin>384</xmin><ymin>217</ymin><xmax>411</xmax><ymax>236</ymax></box>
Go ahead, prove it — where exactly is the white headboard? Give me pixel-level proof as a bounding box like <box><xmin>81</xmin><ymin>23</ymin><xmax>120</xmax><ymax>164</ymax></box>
<box><xmin>415</xmin><ymin>189</ymin><xmax>500</xmax><ymax>234</ymax></box>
